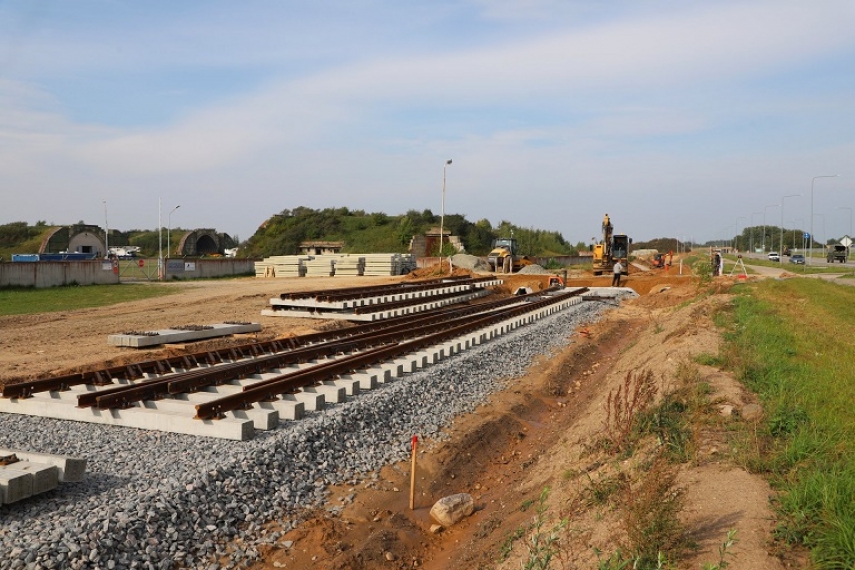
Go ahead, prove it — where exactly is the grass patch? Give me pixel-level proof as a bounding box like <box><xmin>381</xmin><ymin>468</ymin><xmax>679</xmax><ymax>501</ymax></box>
<box><xmin>719</xmin><ymin>278</ymin><xmax>855</xmax><ymax>566</ymax></box>
<box><xmin>0</xmin><ymin>283</ymin><xmax>181</xmax><ymax>316</ymax></box>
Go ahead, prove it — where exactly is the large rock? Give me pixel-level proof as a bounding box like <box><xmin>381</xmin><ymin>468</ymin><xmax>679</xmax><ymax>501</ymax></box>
<box><xmin>430</xmin><ymin>493</ymin><xmax>475</xmax><ymax>527</ymax></box>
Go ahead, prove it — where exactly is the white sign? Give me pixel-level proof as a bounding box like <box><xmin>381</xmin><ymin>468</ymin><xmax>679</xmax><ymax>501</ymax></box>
<box><xmin>184</xmin><ymin>262</ymin><xmax>196</xmax><ymax>272</ymax></box>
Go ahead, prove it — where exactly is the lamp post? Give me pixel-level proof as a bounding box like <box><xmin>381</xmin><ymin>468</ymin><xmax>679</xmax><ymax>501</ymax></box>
<box><xmin>439</xmin><ymin>159</ymin><xmax>452</xmax><ymax>273</ymax></box>
<box><xmin>103</xmin><ymin>200</ymin><xmax>109</xmax><ymax>258</ymax></box>
<box><xmin>764</xmin><ymin>204</ymin><xmax>779</xmax><ymax>253</ymax></box>
<box><xmin>751</xmin><ymin>212</ymin><xmax>762</xmax><ymax>255</ymax></box>
<box><xmin>158</xmin><ymin>198</ymin><xmax>163</xmax><ymax>280</ymax></box>
<box><xmin>780</xmin><ymin>194</ymin><xmax>801</xmax><ymax>260</ymax></box>
<box><xmin>167</xmin><ymin>205</ymin><xmax>181</xmax><ymax>259</ymax></box>
<box><xmin>809</xmin><ymin>175</ymin><xmax>839</xmax><ymax>265</ymax></box>
<box><xmin>839</xmin><ymin>206</ymin><xmax>853</xmax><ymax>240</ymax></box>
<box><xmin>814</xmin><ymin>213</ymin><xmax>826</xmax><ymax>257</ymax></box>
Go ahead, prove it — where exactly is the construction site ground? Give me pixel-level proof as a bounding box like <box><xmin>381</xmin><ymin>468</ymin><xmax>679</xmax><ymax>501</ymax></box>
<box><xmin>0</xmin><ymin>264</ymin><xmax>797</xmax><ymax>569</ymax></box>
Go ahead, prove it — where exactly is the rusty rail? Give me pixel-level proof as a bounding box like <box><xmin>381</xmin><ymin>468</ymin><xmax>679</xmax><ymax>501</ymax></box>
<box><xmin>194</xmin><ymin>288</ymin><xmax>584</xmax><ymax>419</ymax></box>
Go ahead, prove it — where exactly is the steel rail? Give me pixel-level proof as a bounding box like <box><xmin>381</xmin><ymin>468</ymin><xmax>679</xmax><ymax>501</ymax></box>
<box><xmin>2</xmin><ymin>286</ymin><xmax>572</xmax><ymax>401</ymax></box>
<box><xmin>2</xmin><ymin>286</ymin><xmax>567</xmax><ymax>400</ymax></box>
<box><xmin>85</xmin><ymin>299</ymin><xmax>519</xmax><ymax>410</ymax></box>
<box><xmin>1</xmin><ymin>339</ymin><xmax>293</xmax><ymax>399</ymax></box>
<box><xmin>313</xmin><ymin>276</ymin><xmax>497</xmax><ymax>303</ymax></box>
<box><xmin>81</xmin><ymin>338</ymin><xmax>381</xmax><ymax>409</ymax></box>
<box><xmin>86</xmin><ymin>287</ymin><xmax>578</xmax><ymax>411</ymax></box>
<box><xmin>279</xmin><ymin>275</ymin><xmax>471</xmax><ymax>300</ymax></box>
<box><xmin>194</xmin><ymin>288</ymin><xmax>581</xmax><ymax>419</ymax></box>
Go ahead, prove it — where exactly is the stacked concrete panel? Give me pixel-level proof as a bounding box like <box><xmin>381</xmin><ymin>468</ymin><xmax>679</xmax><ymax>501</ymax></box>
<box><xmin>0</xmin><ymin>450</ymin><xmax>86</xmax><ymax>506</ymax></box>
<box><xmin>304</xmin><ymin>257</ymin><xmax>335</xmax><ymax>277</ymax></box>
<box><xmin>254</xmin><ymin>256</ymin><xmax>309</xmax><ymax>278</ymax></box>
<box><xmin>332</xmin><ymin>255</ymin><xmax>365</xmax><ymax>277</ymax></box>
<box><xmin>108</xmin><ymin>322</ymin><xmax>262</xmax><ymax>348</ymax></box>
<box><xmin>362</xmin><ymin>253</ymin><xmax>416</xmax><ymax>276</ymax></box>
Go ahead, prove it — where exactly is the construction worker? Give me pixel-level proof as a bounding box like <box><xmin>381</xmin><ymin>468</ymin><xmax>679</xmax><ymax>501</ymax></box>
<box><xmin>612</xmin><ymin>259</ymin><xmax>623</xmax><ymax>287</ymax></box>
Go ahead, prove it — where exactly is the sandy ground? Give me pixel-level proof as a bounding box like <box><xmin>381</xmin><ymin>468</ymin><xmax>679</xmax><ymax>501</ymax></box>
<box><xmin>0</xmin><ymin>266</ymin><xmax>800</xmax><ymax>569</ymax></box>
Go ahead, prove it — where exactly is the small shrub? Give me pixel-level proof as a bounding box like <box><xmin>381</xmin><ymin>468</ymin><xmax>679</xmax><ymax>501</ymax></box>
<box><xmin>522</xmin><ymin>487</ymin><xmax>568</xmax><ymax>570</ymax></box>
<box><xmin>602</xmin><ymin>369</ymin><xmax>658</xmax><ymax>454</ymax></box>
<box><xmin>694</xmin><ymin>352</ymin><xmax>723</xmax><ymax>367</ymax></box>
<box><xmin>622</xmin><ymin>454</ymin><xmax>687</xmax><ymax>566</ymax></box>
<box><xmin>701</xmin><ymin>529</ymin><xmax>738</xmax><ymax>569</ymax></box>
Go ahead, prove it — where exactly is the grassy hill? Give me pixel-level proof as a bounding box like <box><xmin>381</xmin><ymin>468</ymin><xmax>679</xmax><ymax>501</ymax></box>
<box><xmin>1</xmin><ymin>208</ymin><xmax>587</xmax><ymax>260</ymax></box>
<box><xmin>0</xmin><ymin>222</ymin><xmax>56</xmax><ymax>261</ymax></box>
<box><xmin>242</xmin><ymin>207</ymin><xmax>585</xmax><ymax>258</ymax></box>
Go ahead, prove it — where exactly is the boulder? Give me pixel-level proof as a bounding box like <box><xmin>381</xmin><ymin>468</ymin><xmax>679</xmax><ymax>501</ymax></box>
<box><xmin>430</xmin><ymin>493</ymin><xmax>474</xmax><ymax>527</ymax></box>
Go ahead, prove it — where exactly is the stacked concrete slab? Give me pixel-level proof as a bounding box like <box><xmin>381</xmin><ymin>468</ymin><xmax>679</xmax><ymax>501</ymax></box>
<box><xmin>0</xmin><ymin>449</ymin><xmax>86</xmax><ymax>506</ymax></box>
<box><xmin>254</xmin><ymin>256</ymin><xmax>309</xmax><ymax>278</ymax></box>
<box><xmin>332</xmin><ymin>255</ymin><xmax>365</xmax><ymax>276</ymax></box>
<box><xmin>362</xmin><ymin>253</ymin><xmax>416</xmax><ymax>276</ymax></box>
<box><xmin>304</xmin><ymin>257</ymin><xmax>335</xmax><ymax>277</ymax></box>
<box><xmin>108</xmin><ymin>322</ymin><xmax>262</xmax><ymax>348</ymax></box>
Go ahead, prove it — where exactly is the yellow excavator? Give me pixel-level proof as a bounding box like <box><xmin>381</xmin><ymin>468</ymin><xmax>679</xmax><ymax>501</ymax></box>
<box><xmin>592</xmin><ymin>214</ymin><xmax>631</xmax><ymax>276</ymax></box>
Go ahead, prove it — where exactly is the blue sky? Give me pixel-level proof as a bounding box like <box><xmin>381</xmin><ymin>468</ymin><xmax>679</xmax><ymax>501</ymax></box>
<box><xmin>2</xmin><ymin>0</ymin><xmax>855</xmax><ymax>246</ymax></box>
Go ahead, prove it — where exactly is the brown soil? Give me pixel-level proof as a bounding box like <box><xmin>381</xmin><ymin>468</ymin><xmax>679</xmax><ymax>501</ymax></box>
<box><xmin>0</xmin><ymin>265</ymin><xmax>798</xmax><ymax>569</ymax></box>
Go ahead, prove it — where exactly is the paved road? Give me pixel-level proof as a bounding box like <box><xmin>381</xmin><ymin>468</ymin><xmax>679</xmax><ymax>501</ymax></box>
<box><xmin>739</xmin><ymin>261</ymin><xmax>855</xmax><ymax>286</ymax></box>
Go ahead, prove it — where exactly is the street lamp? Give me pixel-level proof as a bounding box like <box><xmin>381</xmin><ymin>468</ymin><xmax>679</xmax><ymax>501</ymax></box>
<box><xmin>158</xmin><ymin>198</ymin><xmax>163</xmax><ymax>280</ymax></box>
<box><xmin>814</xmin><ymin>213</ymin><xmax>826</xmax><ymax>253</ymax></box>
<box><xmin>809</xmin><ymin>175</ymin><xmax>839</xmax><ymax>265</ymax></box>
<box><xmin>763</xmin><ymin>204</ymin><xmax>779</xmax><ymax>253</ymax></box>
<box><xmin>780</xmin><ymin>194</ymin><xmax>801</xmax><ymax>260</ymax></box>
<box><xmin>838</xmin><ymin>206</ymin><xmax>853</xmax><ymax>240</ymax></box>
<box><xmin>750</xmin><ymin>212</ymin><xmax>762</xmax><ymax>254</ymax></box>
<box><xmin>439</xmin><ymin>159</ymin><xmax>452</xmax><ymax>272</ymax></box>
<box><xmin>167</xmin><ymin>205</ymin><xmax>181</xmax><ymax>259</ymax></box>
<box><xmin>103</xmin><ymin>200</ymin><xmax>109</xmax><ymax>258</ymax></box>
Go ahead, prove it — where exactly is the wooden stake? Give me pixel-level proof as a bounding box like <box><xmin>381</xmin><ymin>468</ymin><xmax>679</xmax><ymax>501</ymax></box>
<box><xmin>409</xmin><ymin>435</ymin><xmax>418</xmax><ymax>510</ymax></box>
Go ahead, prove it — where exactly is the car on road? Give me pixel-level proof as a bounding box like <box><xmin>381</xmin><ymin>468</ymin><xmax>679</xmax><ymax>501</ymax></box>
<box><xmin>790</xmin><ymin>254</ymin><xmax>805</xmax><ymax>264</ymax></box>
<box><xmin>768</xmin><ymin>251</ymin><xmax>780</xmax><ymax>262</ymax></box>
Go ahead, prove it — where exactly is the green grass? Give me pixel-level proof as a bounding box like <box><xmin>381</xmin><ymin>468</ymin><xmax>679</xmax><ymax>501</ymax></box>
<box><xmin>0</xmin><ymin>283</ymin><xmax>181</xmax><ymax>316</ymax></box>
<box><xmin>721</xmin><ymin>278</ymin><xmax>855</xmax><ymax>567</ymax></box>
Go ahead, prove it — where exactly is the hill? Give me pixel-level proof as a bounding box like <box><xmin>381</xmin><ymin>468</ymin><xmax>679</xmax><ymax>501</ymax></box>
<box><xmin>242</xmin><ymin>207</ymin><xmax>585</xmax><ymax>258</ymax></box>
<box><xmin>1</xmin><ymin>209</ymin><xmax>586</xmax><ymax>260</ymax></box>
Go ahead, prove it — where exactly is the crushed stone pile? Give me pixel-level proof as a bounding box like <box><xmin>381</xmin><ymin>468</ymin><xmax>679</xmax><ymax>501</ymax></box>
<box><xmin>450</xmin><ymin>254</ymin><xmax>491</xmax><ymax>272</ymax></box>
<box><xmin>517</xmin><ymin>264</ymin><xmax>551</xmax><ymax>274</ymax></box>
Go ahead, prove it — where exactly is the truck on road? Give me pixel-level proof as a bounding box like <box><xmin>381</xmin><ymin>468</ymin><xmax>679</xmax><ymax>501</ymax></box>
<box><xmin>826</xmin><ymin>244</ymin><xmax>848</xmax><ymax>263</ymax></box>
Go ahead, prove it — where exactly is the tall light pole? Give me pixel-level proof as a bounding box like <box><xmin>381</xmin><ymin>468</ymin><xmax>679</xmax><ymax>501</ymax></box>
<box><xmin>751</xmin><ymin>212</ymin><xmax>762</xmax><ymax>254</ymax></box>
<box><xmin>167</xmin><ymin>205</ymin><xmax>181</xmax><ymax>259</ymax></box>
<box><xmin>839</xmin><ymin>206</ymin><xmax>853</xmax><ymax>240</ymax></box>
<box><xmin>809</xmin><ymin>175</ymin><xmax>839</xmax><ymax>265</ymax></box>
<box><xmin>439</xmin><ymin>159</ymin><xmax>452</xmax><ymax>272</ymax></box>
<box><xmin>814</xmin><ymin>213</ymin><xmax>826</xmax><ymax>252</ymax></box>
<box><xmin>764</xmin><ymin>204</ymin><xmax>779</xmax><ymax>253</ymax></box>
<box><xmin>780</xmin><ymin>194</ymin><xmax>801</xmax><ymax>260</ymax></box>
<box><xmin>103</xmin><ymin>200</ymin><xmax>109</xmax><ymax>258</ymax></box>
<box><xmin>158</xmin><ymin>198</ymin><xmax>163</xmax><ymax>280</ymax></box>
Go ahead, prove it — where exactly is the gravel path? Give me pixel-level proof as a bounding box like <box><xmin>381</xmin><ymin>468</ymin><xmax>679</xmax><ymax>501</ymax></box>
<box><xmin>0</xmin><ymin>299</ymin><xmax>614</xmax><ymax>570</ymax></box>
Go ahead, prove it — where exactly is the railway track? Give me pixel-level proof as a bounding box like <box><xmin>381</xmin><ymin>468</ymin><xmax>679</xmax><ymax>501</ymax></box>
<box><xmin>0</xmin><ymin>284</ymin><xmax>605</xmax><ymax>440</ymax></box>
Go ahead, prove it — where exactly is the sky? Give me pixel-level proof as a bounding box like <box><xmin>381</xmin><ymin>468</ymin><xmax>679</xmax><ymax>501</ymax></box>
<box><xmin>2</xmin><ymin>0</ymin><xmax>855</xmax><ymax>246</ymax></box>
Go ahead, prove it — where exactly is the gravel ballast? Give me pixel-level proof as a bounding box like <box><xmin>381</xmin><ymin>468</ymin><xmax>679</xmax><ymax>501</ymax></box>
<box><xmin>0</xmin><ymin>298</ymin><xmax>619</xmax><ymax>570</ymax></box>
